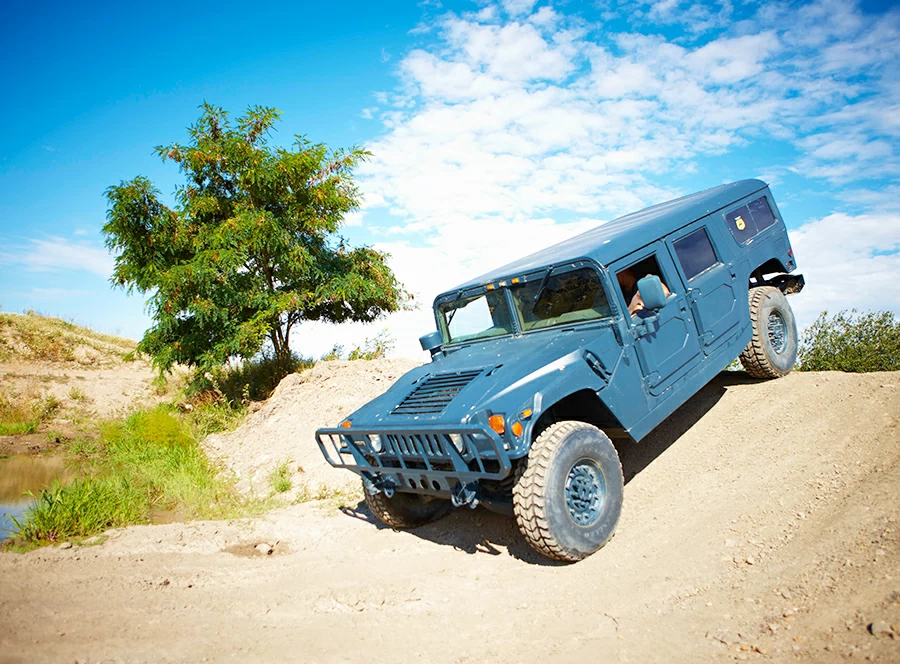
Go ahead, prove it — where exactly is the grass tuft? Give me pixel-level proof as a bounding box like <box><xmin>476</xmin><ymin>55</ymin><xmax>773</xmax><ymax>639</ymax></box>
<box><xmin>269</xmin><ymin>461</ymin><xmax>293</xmax><ymax>494</ymax></box>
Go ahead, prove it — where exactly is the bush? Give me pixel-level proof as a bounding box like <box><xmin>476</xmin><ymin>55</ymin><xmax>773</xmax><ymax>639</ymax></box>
<box><xmin>188</xmin><ymin>352</ymin><xmax>315</xmax><ymax>405</ymax></box>
<box><xmin>798</xmin><ymin>310</ymin><xmax>900</xmax><ymax>373</ymax></box>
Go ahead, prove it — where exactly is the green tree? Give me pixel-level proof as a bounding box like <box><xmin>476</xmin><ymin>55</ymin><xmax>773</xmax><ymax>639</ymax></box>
<box><xmin>103</xmin><ymin>103</ymin><xmax>407</xmax><ymax>373</ymax></box>
<box><xmin>798</xmin><ymin>309</ymin><xmax>900</xmax><ymax>372</ymax></box>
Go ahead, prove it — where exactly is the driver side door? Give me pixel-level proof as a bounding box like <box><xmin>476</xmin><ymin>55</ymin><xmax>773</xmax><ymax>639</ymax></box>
<box><xmin>610</xmin><ymin>243</ymin><xmax>703</xmax><ymax>397</ymax></box>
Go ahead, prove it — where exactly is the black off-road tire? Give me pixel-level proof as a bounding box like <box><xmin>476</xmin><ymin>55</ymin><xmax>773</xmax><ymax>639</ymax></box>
<box><xmin>739</xmin><ymin>286</ymin><xmax>798</xmax><ymax>379</ymax></box>
<box><xmin>363</xmin><ymin>481</ymin><xmax>452</xmax><ymax>529</ymax></box>
<box><xmin>513</xmin><ymin>421</ymin><xmax>624</xmax><ymax>563</ymax></box>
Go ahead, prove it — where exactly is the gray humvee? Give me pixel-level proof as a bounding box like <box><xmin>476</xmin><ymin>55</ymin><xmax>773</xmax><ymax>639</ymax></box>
<box><xmin>317</xmin><ymin>179</ymin><xmax>804</xmax><ymax>562</ymax></box>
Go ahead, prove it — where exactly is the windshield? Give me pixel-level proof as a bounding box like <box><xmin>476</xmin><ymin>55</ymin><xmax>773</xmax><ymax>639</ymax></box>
<box><xmin>438</xmin><ymin>290</ymin><xmax>513</xmax><ymax>344</ymax></box>
<box><xmin>438</xmin><ymin>266</ymin><xmax>612</xmax><ymax>344</ymax></box>
<box><xmin>510</xmin><ymin>267</ymin><xmax>611</xmax><ymax>331</ymax></box>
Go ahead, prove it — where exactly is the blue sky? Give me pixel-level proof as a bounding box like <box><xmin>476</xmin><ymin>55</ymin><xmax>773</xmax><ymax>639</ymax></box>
<box><xmin>1</xmin><ymin>0</ymin><xmax>898</xmax><ymax>358</ymax></box>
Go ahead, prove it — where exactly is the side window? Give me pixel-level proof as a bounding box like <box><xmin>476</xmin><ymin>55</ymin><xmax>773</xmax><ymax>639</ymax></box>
<box><xmin>725</xmin><ymin>205</ymin><xmax>757</xmax><ymax>243</ymax></box>
<box><xmin>673</xmin><ymin>227</ymin><xmax>719</xmax><ymax>280</ymax></box>
<box><xmin>726</xmin><ymin>195</ymin><xmax>777</xmax><ymax>243</ymax></box>
<box><xmin>616</xmin><ymin>254</ymin><xmax>671</xmax><ymax>319</ymax></box>
<box><xmin>748</xmin><ymin>196</ymin><xmax>775</xmax><ymax>231</ymax></box>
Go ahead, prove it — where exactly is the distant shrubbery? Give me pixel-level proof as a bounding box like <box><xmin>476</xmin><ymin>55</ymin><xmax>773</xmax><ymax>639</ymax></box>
<box><xmin>798</xmin><ymin>310</ymin><xmax>899</xmax><ymax>373</ymax></box>
<box><xmin>323</xmin><ymin>329</ymin><xmax>394</xmax><ymax>362</ymax></box>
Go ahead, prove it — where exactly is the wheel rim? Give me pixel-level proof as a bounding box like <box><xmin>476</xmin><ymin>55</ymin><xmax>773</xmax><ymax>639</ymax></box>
<box><xmin>565</xmin><ymin>458</ymin><xmax>606</xmax><ymax>527</ymax></box>
<box><xmin>767</xmin><ymin>311</ymin><xmax>787</xmax><ymax>354</ymax></box>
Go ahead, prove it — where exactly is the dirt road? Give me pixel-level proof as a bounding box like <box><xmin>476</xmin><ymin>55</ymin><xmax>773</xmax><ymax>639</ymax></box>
<box><xmin>2</xmin><ymin>371</ymin><xmax>898</xmax><ymax>663</ymax></box>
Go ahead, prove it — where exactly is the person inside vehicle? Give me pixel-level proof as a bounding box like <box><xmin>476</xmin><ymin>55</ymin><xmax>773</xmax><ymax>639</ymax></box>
<box><xmin>617</xmin><ymin>268</ymin><xmax>671</xmax><ymax>316</ymax></box>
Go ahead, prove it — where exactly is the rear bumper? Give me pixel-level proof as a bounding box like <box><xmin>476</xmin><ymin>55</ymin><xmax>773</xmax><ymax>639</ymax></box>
<box><xmin>315</xmin><ymin>425</ymin><xmax>512</xmax><ymax>496</ymax></box>
<box><xmin>768</xmin><ymin>272</ymin><xmax>804</xmax><ymax>295</ymax></box>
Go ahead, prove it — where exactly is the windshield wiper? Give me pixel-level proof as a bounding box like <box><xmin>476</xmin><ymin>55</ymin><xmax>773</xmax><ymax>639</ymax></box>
<box><xmin>445</xmin><ymin>289</ymin><xmax>466</xmax><ymax>326</ymax></box>
<box><xmin>531</xmin><ymin>266</ymin><xmax>555</xmax><ymax>314</ymax></box>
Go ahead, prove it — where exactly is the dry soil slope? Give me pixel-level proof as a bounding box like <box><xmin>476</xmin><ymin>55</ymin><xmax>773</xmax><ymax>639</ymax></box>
<box><xmin>203</xmin><ymin>358</ymin><xmax>421</xmax><ymax>493</ymax></box>
<box><xmin>2</xmin><ymin>369</ymin><xmax>898</xmax><ymax>663</ymax></box>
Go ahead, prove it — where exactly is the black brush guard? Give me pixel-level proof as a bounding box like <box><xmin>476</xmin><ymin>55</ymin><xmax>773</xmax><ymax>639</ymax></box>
<box><xmin>316</xmin><ymin>425</ymin><xmax>513</xmax><ymax>507</ymax></box>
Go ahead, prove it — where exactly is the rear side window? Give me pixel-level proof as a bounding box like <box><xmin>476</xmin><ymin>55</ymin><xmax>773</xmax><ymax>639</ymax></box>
<box><xmin>748</xmin><ymin>196</ymin><xmax>775</xmax><ymax>231</ymax></box>
<box><xmin>726</xmin><ymin>195</ymin><xmax>777</xmax><ymax>244</ymax></box>
<box><xmin>673</xmin><ymin>228</ymin><xmax>719</xmax><ymax>280</ymax></box>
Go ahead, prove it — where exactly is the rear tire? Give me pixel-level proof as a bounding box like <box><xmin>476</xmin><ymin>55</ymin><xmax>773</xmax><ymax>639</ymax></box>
<box><xmin>363</xmin><ymin>481</ymin><xmax>452</xmax><ymax>529</ymax></box>
<box><xmin>513</xmin><ymin>421</ymin><xmax>624</xmax><ymax>563</ymax></box>
<box><xmin>739</xmin><ymin>286</ymin><xmax>798</xmax><ymax>379</ymax></box>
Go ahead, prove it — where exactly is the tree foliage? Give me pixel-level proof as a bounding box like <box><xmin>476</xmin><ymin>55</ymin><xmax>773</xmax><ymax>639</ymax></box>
<box><xmin>798</xmin><ymin>309</ymin><xmax>900</xmax><ymax>372</ymax></box>
<box><xmin>103</xmin><ymin>103</ymin><xmax>407</xmax><ymax>372</ymax></box>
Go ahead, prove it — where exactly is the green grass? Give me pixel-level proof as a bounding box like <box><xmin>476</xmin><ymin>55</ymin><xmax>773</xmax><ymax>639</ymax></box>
<box><xmin>269</xmin><ymin>460</ymin><xmax>293</xmax><ymax>494</ymax></box>
<box><xmin>11</xmin><ymin>405</ymin><xmax>263</xmax><ymax>544</ymax></box>
<box><xmin>185</xmin><ymin>400</ymin><xmax>248</xmax><ymax>438</ymax></box>
<box><xmin>0</xmin><ymin>391</ymin><xmax>60</xmax><ymax>435</ymax></box>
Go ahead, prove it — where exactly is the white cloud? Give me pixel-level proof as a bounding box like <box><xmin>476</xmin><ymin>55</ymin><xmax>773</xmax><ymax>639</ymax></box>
<box><xmin>1</xmin><ymin>236</ymin><xmax>114</xmax><ymax>278</ymax></box>
<box><xmin>789</xmin><ymin>212</ymin><xmax>900</xmax><ymax>327</ymax></box>
<box><xmin>501</xmin><ymin>0</ymin><xmax>538</xmax><ymax>18</ymax></box>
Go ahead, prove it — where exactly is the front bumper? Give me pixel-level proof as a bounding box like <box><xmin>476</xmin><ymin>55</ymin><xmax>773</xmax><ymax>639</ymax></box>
<box><xmin>315</xmin><ymin>425</ymin><xmax>513</xmax><ymax>498</ymax></box>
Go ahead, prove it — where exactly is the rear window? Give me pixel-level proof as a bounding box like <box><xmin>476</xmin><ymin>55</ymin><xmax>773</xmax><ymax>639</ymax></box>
<box><xmin>673</xmin><ymin>228</ymin><xmax>719</xmax><ymax>280</ymax></box>
<box><xmin>726</xmin><ymin>195</ymin><xmax>778</xmax><ymax>244</ymax></box>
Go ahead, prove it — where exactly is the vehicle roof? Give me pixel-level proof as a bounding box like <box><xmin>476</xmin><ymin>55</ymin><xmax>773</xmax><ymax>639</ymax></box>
<box><xmin>452</xmin><ymin>179</ymin><xmax>768</xmax><ymax>292</ymax></box>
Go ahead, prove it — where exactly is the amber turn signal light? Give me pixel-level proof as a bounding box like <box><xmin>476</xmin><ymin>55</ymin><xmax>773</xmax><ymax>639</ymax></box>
<box><xmin>488</xmin><ymin>414</ymin><xmax>505</xmax><ymax>435</ymax></box>
<box><xmin>511</xmin><ymin>421</ymin><xmax>523</xmax><ymax>437</ymax></box>
<box><xmin>341</xmin><ymin>420</ymin><xmax>352</xmax><ymax>428</ymax></box>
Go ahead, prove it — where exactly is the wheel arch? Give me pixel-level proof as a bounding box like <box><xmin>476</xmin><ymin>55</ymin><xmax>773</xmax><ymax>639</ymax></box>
<box><xmin>531</xmin><ymin>388</ymin><xmax>628</xmax><ymax>444</ymax></box>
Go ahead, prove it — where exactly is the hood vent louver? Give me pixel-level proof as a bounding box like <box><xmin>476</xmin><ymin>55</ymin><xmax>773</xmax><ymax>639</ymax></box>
<box><xmin>391</xmin><ymin>369</ymin><xmax>482</xmax><ymax>416</ymax></box>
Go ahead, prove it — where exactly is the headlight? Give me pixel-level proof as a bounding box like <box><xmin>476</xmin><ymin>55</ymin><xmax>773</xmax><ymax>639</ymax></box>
<box><xmin>448</xmin><ymin>433</ymin><xmax>466</xmax><ymax>453</ymax></box>
<box><xmin>369</xmin><ymin>434</ymin><xmax>383</xmax><ymax>453</ymax></box>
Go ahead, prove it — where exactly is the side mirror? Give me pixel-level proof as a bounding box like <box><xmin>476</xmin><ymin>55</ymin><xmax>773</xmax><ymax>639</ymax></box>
<box><xmin>637</xmin><ymin>275</ymin><xmax>667</xmax><ymax>312</ymax></box>
<box><xmin>419</xmin><ymin>330</ymin><xmax>443</xmax><ymax>358</ymax></box>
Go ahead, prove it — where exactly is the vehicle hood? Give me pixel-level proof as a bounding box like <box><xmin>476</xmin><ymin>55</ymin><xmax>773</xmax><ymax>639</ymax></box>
<box><xmin>340</xmin><ymin>324</ymin><xmax>618</xmax><ymax>427</ymax></box>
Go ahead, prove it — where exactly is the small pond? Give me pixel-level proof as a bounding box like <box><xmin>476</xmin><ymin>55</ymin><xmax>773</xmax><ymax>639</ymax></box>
<box><xmin>0</xmin><ymin>456</ymin><xmax>78</xmax><ymax>543</ymax></box>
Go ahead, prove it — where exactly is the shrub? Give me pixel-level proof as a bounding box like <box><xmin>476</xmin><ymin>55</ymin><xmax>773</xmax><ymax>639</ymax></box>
<box><xmin>798</xmin><ymin>309</ymin><xmax>900</xmax><ymax>373</ymax></box>
<box><xmin>188</xmin><ymin>352</ymin><xmax>315</xmax><ymax>405</ymax></box>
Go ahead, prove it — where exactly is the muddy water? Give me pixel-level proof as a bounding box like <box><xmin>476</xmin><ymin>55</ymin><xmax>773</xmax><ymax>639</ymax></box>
<box><xmin>0</xmin><ymin>456</ymin><xmax>78</xmax><ymax>542</ymax></box>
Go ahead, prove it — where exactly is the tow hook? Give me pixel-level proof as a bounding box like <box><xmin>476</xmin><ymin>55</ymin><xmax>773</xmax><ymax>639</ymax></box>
<box><xmin>451</xmin><ymin>482</ymin><xmax>480</xmax><ymax>509</ymax></box>
<box><xmin>363</xmin><ymin>473</ymin><xmax>396</xmax><ymax>497</ymax></box>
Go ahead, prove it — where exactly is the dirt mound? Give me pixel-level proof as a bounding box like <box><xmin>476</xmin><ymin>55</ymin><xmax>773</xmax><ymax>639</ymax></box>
<box><xmin>203</xmin><ymin>359</ymin><xmax>421</xmax><ymax>494</ymax></box>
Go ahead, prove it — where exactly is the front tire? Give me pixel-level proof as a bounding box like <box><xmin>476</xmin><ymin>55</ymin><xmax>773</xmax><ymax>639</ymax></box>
<box><xmin>363</xmin><ymin>480</ymin><xmax>452</xmax><ymax>529</ymax></box>
<box><xmin>513</xmin><ymin>421</ymin><xmax>624</xmax><ymax>562</ymax></box>
<box><xmin>739</xmin><ymin>286</ymin><xmax>798</xmax><ymax>379</ymax></box>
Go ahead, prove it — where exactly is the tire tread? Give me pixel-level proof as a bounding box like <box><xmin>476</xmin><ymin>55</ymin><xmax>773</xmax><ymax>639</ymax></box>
<box><xmin>513</xmin><ymin>421</ymin><xmax>622</xmax><ymax>563</ymax></box>
<box><xmin>739</xmin><ymin>286</ymin><xmax>790</xmax><ymax>379</ymax></box>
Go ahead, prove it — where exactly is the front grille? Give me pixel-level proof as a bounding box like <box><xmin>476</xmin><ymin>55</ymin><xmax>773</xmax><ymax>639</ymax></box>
<box><xmin>391</xmin><ymin>369</ymin><xmax>482</xmax><ymax>415</ymax></box>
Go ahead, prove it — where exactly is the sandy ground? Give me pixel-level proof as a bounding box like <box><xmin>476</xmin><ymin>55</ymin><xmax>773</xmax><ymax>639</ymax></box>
<box><xmin>1</xmin><ymin>369</ymin><xmax>898</xmax><ymax>663</ymax></box>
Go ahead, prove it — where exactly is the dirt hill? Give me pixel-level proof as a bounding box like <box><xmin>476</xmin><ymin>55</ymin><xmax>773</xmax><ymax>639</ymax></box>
<box><xmin>3</xmin><ymin>366</ymin><xmax>897</xmax><ymax>662</ymax></box>
<box><xmin>0</xmin><ymin>314</ymin><xmax>165</xmax><ymax>453</ymax></box>
<box><xmin>203</xmin><ymin>359</ymin><xmax>421</xmax><ymax>495</ymax></box>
